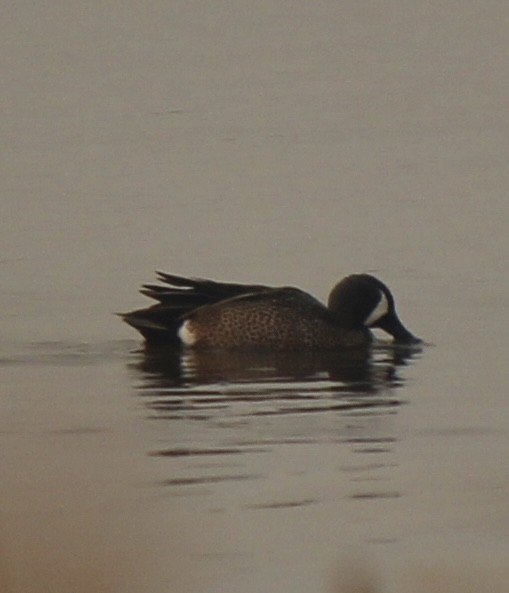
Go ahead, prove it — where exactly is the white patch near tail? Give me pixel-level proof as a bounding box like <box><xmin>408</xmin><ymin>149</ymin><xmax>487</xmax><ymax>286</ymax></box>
<box><xmin>365</xmin><ymin>291</ymin><xmax>389</xmax><ymax>326</ymax></box>
<box><xmin>178</xmin><ymin>320</ymin><xmax>197</xmax><ymax>346</ymax></box>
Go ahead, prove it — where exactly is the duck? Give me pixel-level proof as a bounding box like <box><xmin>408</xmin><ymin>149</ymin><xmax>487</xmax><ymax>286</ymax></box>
<box><xmin>120</xmin><ymin>271</ymin><xmax>420</xmax><ymax>350</ymax></box>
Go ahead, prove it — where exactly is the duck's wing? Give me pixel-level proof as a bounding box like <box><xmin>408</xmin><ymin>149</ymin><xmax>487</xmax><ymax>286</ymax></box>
<box><xmin>120</xmin><ymin>272</ymin><xmax>272</xmax><ymax>345</ymax></box>
<box><xmin>185</xmin><ymin>286</ymin><xmax>327</xmax><ymax>318</ymax></box>
<box><xmin>140</xmin><ymin>271</ymin><xmax>270</xmax><ymax>304</ymax></box>
<box><xmin>180</xmin><ymin>287</ymin><xmax>338</xmax><ymax>349</ymax></box>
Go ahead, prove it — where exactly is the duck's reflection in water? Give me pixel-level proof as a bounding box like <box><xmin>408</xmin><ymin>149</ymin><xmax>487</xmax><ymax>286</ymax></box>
<box><xmin>130</xmin><ymin>343</ymin><xmax>421</xmax><ymax>416</ymax></box>
<box><xmin>129</xmin><ymin>344</ymin><xmax>422</xmax><ymax>504</ymax></box>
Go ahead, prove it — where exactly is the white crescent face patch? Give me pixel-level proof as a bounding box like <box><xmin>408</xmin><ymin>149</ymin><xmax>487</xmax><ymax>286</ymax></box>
<box><xmin>364</xmin><ymin>291</ymin><xmax>389</xmax><ymax>326</ymax></box>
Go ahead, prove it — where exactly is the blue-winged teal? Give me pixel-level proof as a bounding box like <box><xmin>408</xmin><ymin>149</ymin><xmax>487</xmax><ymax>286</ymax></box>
<box><xmin>121</xmin><ymin>272</ymin><xmax>420</xmax><ymax>350</ymax></box>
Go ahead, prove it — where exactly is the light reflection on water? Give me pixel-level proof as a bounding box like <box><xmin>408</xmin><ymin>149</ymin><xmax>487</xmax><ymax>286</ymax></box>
<box><xmin>0</xmin><ymin>339</ymin><xmax>137</xmax><ymax>367</ymax></box>
<box><xmin>1</xmin><ymin>337</ymin><xmax>421</xmax><ymax>507</ymax></box>
<box><xmin>129</xmin><ymin>343</ymin><xmax>422</xmax><ymax>501</ymax></box>
<box><xmin>132</xmin><ymin>343</ymin><xmax>421</xmax><ymax>410</ymax></box>
<box><xmin>133</xmin><ymin>343</ymin><xmax>420</xmax><ymax>389</ymax></box>
<box><xmin>0</xmin><ymin>338</ymin><xmax>423</xmax><ymax>592</ymax></box>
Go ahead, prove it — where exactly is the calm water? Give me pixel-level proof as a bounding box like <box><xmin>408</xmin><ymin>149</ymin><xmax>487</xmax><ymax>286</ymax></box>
<box><xmin>2</xmin><ymin>2</ymin><xmax>509</xmax><ymax>592</ymax></box>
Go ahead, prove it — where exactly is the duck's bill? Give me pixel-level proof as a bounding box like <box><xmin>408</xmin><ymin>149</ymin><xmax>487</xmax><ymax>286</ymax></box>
<box><xmin>375</xmin><ymin>313</ymin><xmax>421</xmax><ymax>344</ymax></box>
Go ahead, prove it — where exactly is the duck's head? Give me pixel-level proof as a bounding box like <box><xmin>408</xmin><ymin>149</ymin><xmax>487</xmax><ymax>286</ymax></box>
<box><xmin>328</xmin><ymin>274</ymin><xmax>421</xmax><ymax>344</ymax></box>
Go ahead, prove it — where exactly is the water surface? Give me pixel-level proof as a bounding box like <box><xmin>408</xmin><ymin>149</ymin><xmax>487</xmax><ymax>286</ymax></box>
<box><xmin>2</xmin><ymin>1</ymin><xmax>509</xmax><ymax>592</ymax></box>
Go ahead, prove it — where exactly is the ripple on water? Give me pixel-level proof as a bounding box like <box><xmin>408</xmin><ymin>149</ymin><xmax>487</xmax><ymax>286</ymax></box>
<box><xmin>128</xmin><ymin>343</ymin><xmax>421</xmax><ymax>504</ymax></box>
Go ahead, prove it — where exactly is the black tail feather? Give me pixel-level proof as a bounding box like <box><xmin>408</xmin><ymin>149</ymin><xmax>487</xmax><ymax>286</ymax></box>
<box><xmin>122</xmin><ymin>271</ymin><xmax>272</xmax><ymax>344</ymax></box>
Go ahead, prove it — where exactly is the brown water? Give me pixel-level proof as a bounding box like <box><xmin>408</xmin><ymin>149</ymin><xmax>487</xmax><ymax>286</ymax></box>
<box><xmin>2</xmin><ymin>2</ymin><xmax>509</xmax><ymax>592</ymax></box>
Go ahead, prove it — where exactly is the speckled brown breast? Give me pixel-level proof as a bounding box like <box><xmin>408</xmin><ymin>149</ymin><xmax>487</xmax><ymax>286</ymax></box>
<box><xmin>181</xmin><ymin>288</ymin><xmax>370</xmax><ymax>350</ymax></box>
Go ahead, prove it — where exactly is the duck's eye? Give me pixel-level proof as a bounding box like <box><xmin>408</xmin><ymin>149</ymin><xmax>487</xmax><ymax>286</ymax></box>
<box><xmin>365</xmin><ymin>291</ymin><xmax>389</xmax><ymax>326</ymax></box>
